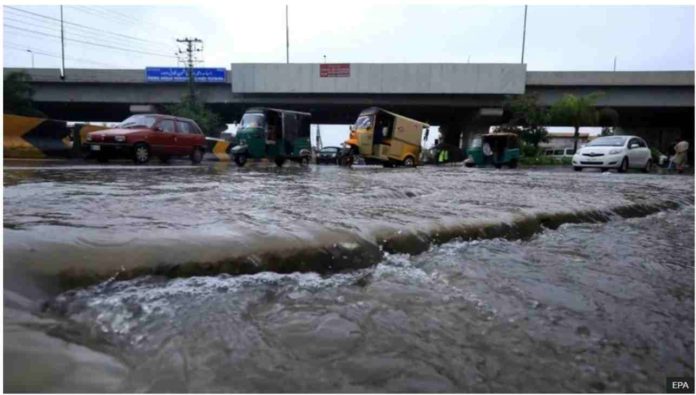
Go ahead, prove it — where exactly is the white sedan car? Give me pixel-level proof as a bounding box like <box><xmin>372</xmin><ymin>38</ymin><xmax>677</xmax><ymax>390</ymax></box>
<box><xmin>572</xmin><ymin>135</ymin><xmax>653</xmax><ymax>173</ymax></box>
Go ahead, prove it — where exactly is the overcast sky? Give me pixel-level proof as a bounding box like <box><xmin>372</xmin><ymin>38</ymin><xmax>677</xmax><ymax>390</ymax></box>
<box><xmin>3</xmin><ymin>2</ymin><xmax>694</xmax><ymax>146</ymax></box>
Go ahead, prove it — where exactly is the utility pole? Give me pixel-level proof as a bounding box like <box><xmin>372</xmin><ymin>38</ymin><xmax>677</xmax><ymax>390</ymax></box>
<box><xmin>176</xmin><ymin>37</ymin><xmax>203</xmax><ymax>102</ymax></box>
<box><xmin>286</xmin><ymin>4</ymin><xmax>289</xmax><ymax>63</ymax></box>
<box><xmin>521</xmin><ymin>5</ymin><xmax>528</xmax><ymax>64</ymax></box>
<box><xmin>613</xmin><ymin>56</ymin><xmax>617</xmax><ymax>72</ymax></box>
<box><xmin>60</xmin><ymin>5</ymin><xmax>65</xmax><ymax>79</ymax></box>
<box><xmin>27</xmin><ymin>49</ymin><xmax>34</xmax><ymax>68</ymax></box>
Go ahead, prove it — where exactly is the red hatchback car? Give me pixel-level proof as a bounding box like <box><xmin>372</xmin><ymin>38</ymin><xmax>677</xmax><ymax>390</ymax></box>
<box><xmin>86</xmin><ymin>114</ymin><xmax>206</xmax><ymax>164</ymax></box>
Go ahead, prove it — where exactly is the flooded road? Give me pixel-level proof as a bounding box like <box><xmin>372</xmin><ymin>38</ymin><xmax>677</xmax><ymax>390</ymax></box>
<box><xmin>4</xmin><ymin>163</ymin><xmax>694</xmax><ymax>392</ymax></box>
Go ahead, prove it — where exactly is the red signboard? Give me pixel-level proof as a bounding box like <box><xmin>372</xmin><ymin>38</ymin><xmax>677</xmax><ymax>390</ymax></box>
<box><xmin>320</xmin><ymin>63</ymin><xmax>350</xmax><ymax>78</ymax></box>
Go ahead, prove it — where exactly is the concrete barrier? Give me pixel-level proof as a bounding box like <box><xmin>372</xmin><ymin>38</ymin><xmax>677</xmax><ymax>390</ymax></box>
<box><xmin>4</xmin><ymin>114</ymin><xmax>72</xmax><ymax>158</ymax></box>
<box><xmin>3</xmin><ymin>114</ymin><xmax>111</xmax><ymax>159</ymax></box>
<box><xmin>5</xmin><ymin>115</ymin><xmax>232</xmax><ymax>162</ymax></box>
<box><xmin>204</xmin><ymin>137</ymin><xmax>231</xmax><ymax>161</ymax></box>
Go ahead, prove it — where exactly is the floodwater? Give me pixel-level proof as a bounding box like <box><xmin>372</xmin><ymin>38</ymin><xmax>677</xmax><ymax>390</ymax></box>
<box><xmin>4</xmin><ymin>162</ymin><xmax>694</xmax><ymax>392</ymax></box>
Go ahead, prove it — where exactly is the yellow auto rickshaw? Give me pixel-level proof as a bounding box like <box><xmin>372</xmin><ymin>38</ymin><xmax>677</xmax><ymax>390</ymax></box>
<box><xmin>341</xmin><ymin>107</ymin><xmax>429</xmax><ymax>167</ymax></box>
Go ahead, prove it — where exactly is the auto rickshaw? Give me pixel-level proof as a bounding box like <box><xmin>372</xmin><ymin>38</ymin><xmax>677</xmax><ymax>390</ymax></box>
<box><xmin>341</xmin><ymin>107</ymin><xmax>429</xmax><ymax>167</ymax></box>
<box><xmin>230</xmin><ymin>107</ymin><xmax>312</xmax><ymax>167</ymax></box>
<box><xmin>465</xmin><ymin>133</ymin><xmax>520</xmax><ymax>168</ymax></box>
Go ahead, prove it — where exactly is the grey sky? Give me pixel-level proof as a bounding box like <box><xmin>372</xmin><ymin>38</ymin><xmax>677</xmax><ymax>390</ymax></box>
<box><xmin>3</xmin><ymin>2</ymin><xmax>694</xmax><ymax>146</ymax></box>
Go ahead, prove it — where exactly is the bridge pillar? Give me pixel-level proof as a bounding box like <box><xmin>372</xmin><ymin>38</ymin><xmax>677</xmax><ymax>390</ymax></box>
<box><xmin>437</xmin><ymin>108</ymin><xmax>504</xmax><ymax>152</ymax></box>
<box><xmin>461</xmin><ymin>108</ymin><xmax>505</xmax><ymax>150</ymax></box>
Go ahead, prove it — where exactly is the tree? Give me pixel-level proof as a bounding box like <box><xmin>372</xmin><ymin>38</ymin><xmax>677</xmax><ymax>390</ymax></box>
<box><xmin>549</xmin><ymin>92</ymin><xmax>603</xmax><ymax>153</ymax></box>
<box><xmin>165</xmin><ymin>95</ymin><xmax>225</xmax><ymax>137</ymax></box>
<box><xmin>4</xmin><ymin>71</ymin><xmax>44</xmax><ymax>117</ymax></box>
<box><xmin>495</xmin><ymin>93</ymin><xmax>549</xmax><ymax>149</ymax></box>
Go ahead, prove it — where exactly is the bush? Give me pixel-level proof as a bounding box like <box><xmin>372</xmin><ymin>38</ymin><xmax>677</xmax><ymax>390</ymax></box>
<box><xmin>650</xmin><ymin>147</ymin><xmax>663</xmax><ymax>163</ymax></box>
<box><xmin>519</xmin><ymin>154</ymin><xmax>571</xmax><ymax>166</ymax></box>
<box><xmin>4</xmin><ymin>71</ymin><xmax>44</xmax><ymax>117</ymax></box>
<box><xmin>521</xmin><ymin>144</ymin><xmax>540</xmax><ymax>158</ymax></box>
<box><xmin>165</xmin><ymin>96</ymin><xmax>225</xmax><ymax>137</ymax></box>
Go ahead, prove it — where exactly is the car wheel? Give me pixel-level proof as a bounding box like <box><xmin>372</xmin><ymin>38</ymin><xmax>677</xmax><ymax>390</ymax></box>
<box><xmin>133</xmin><ymin>143</ymin><xmax>150</xmax><ymax>164</ymax></box>
<box><xmin>618</xmin><ymin>157</ymin><xmax>628</xmax><ymax>173</ymax></box>
<box><xmin>601</xmin><ymin>168</ymin><xmax>609</xmax><ymax>172</ymax></box>
<box><xmin>641</xmin><ymin>159</ymin><xmax>652</xmax><ymax>173</ymax></box>
<box><xmin>300</xmin><ymin>156</ymin><xmax>310</xmax><ymax>166</ymax></box>
<box><xmin>402</xmin><ymin>156</ymin><xmax>416</xmax><ymax>167</ymax></box>
<box><xmin>234</xmin><ymin>153</ymin><xmax>247</xmax><ymax>167</ymax></box>
<box><xmin>509</xmin><ymin>159</ymin><xmax>518</xmax><ymax>169</ymax></box>
<box><xmin>274</xmin><ymin>156</ymin><xmax>286</xmax><ymax>167</ymax></box>
<box><xmin>190</xmin><ymin>147</ymin><xmax>203</xmax><ymax>164</ymax></box>
<box><xmin>494</xmin><ymin>163</ymin><xmax>502</xmax><ymax>169</ymax></box>
<box><xmin>158</xmin><ymin>155</ymin><xmax>171</xmax><ymax>164</ymax></box>
<box><xmin>573</xmin><ymin>167</ymin><xmax>582</xmax><ymax>172</ymax></box>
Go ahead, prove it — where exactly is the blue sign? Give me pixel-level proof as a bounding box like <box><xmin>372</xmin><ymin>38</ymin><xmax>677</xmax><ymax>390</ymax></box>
<box><xmin>145</xmin><ymin>67</ymin><xmax>226</xmax><ymax>83</ymax></box>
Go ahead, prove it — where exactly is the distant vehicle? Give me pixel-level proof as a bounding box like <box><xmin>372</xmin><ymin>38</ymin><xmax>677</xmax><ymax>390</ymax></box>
<box><xmin>465</xmin><ymin>133</ymin><xmax>520</xmax><ymax>168</ymax></box>
<box><xmin>342</xmin><ymin>107</ymin><xmax>429</xmax><ymax>167</ymax></box>
<box><xmin>230</xmin><ymin>108</ymin><xmax>312</xmax><ymax>167</ymax></box>
<box><xmin>315</xmin><ymin>146</ymin><xmax>342</xmax><ymax>164</ymax></box>
<box><xmin>85</xmin><ymin>114</ymin><xmax>206</xmax><ymax>164</ymax></box>
<box><xmin>542</xmin><ymin>147</ymin><xmax>575</xmax><ymax>158</ymax></box>
<box><xmin>572</xmin><ymin>135</ymin><xmax>652</xmax><ymax>172</ymax></box>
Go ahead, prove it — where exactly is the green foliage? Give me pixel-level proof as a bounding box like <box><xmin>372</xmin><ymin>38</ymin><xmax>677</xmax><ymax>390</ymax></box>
<box><xmin>549</xmin><ymin>92</ymin><xmax>603</xmax><ymax>128</ymax></box>
<box><xmin>4</xmin><ymin>71</ymin><xmax>44</xmax><ymax>117</ymax></box>
<box><xmin>496</xmin><ymin>93</ymin><xmax>549</xmax><ymax>148</ymax></box>
<box><xmin>549</xmin><ymin>92</ymin><xmax>603</xmax><ymax>152</ymax></box>
<box><xmin>650</xmin><ymin>147</ymin><xmax>663</xmax><ymax>163</ymax></box>
<box><xmin>165</xmin><ymin>95</ymin><xmax>225</xmax><ymax>137</ymax></box>
<box><xmin>520</xmin><ymin>143</ymin><xmax>540</xmax><ymax>158</ymax></box>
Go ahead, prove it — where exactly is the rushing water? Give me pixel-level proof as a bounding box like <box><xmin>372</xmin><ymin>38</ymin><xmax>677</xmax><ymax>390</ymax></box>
<box><xmin>4</xmin><ymin>163</ymin><xmax>694</xmax><ymax>392</ymax></box>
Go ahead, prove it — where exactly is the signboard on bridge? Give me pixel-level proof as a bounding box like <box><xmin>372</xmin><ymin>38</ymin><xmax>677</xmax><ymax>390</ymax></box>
<box><xmin>320</xmin><ymin>63</ymin><xmax>350</xmax><ymax>78</ymax></box>
<box><xmin>145</xmin><ymin>67</ymin><xmax>226</xmax><ymax>83</ymax></box>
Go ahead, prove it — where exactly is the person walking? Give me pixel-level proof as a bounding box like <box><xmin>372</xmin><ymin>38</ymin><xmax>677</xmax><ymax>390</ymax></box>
<box><xmin>673</xmin><ymin>139</ymin><xmax>689</xmax><ymax>174</ymax></box>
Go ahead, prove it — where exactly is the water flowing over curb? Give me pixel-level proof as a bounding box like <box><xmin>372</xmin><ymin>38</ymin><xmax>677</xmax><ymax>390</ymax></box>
<box><xmin>55</xmin><ymin>200</ymin><xmax>682</xmax><ymax>290</ymax></box>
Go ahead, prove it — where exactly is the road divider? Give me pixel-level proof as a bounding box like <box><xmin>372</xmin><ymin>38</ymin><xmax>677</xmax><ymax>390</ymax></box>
<box><xmin>4</xmin><ymin>114</ymin><xmax>110</xmax><ymax>159</ymax></box>
<box><xmin>204</xmin><ymin>137</ymin><xmax>231</xmax><ymax>161</ymax></box>
<box><xmin>4</xmin><ymin>114</ymin><xmax>71</xmax><ymax>158</ymax></box>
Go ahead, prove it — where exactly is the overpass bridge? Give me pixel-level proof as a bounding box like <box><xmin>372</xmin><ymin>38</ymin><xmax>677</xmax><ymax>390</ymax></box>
<box><xmin>5</xmin><ymin>64</ymin><xmax>694</xmax><ymax>150</ymax></box>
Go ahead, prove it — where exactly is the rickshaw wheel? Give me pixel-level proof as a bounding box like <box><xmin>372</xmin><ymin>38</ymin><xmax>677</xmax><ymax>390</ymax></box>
<box><xmin>508</xmin><ymin>159</ymin><xmax>518</xmax><ymax>169</ymax></box>
<box><xmin>300</xmin><ymin>156</ymin><xmax>310</xmax><ymax>166</ymax></box>
<box><xmin>274</xmin><ymin>156</ymin><xmax>286</xmax><ymax>167</ymax></box>
<box><xmin>340</xmin><ymin>155</ymin><xmax>353</xmax><ymax>167</ymax></box>
<box><xmin>234</xmin><ymin>154</ymin><xmax>247</xmax><ymax>167</ymax></box>
<box><xmin>402</xmin><ymin>156</ymin><xmax>416</xmax><ymax>167</ymax></box>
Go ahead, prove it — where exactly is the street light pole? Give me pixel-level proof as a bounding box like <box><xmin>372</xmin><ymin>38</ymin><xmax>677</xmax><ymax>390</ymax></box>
<box><xmin>27</xmin><ymin>49</ymin><xmax>34</xmax><ymax>68</ymax></box>
<box><xmin>521</xmin><ymin>5</ymin><xmax>528</xmax><ymax>64</ymax></box>
<box><xmin>285</xmin><ymin>4</ymin><xmax>289</xmax><ymax>64</ymax></box>
<box><xmin>613</xmin><ymin>56</ymin><xmax>617</xmax><ymax>72</ymax></box>
<box><xmin>60</xmin><ymin>5</ymin><xmax>65</xmax><ymax>79</ymax></box>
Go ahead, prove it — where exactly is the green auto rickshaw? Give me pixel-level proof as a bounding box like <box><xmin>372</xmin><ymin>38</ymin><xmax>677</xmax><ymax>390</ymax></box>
<box><xmin>230</xmin><ymin>108</ymin><xmax>312</xmax><ymax>167</ymax></box>
<box><xmin>465</xmin><ymin>133</ymin><xmax>520</xmax><ymax>168</ymax></box>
